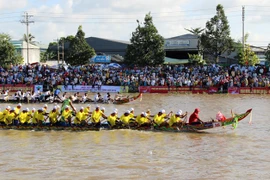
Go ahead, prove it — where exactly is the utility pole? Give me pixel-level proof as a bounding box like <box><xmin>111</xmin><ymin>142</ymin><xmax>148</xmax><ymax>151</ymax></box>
<box><xmin>242</xmin><ymin>6</ymin><xmax>245</xmax><ymax>51</ymax></box>
<box><xmin>62</xmin><ymin>41</ymin><xmax>64</xmax><ymax>65</ymax></box>
<box><xmin>21</xmin><ymin>12</ymin><xmax>34</xmax><ymax>64</ymax></box>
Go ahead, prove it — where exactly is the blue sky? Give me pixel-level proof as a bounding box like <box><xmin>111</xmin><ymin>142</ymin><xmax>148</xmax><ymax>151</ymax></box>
<box><xmin>0</xmin><ymin>0</ymin><xmax>270</xmax><ymax>48</ymax></box>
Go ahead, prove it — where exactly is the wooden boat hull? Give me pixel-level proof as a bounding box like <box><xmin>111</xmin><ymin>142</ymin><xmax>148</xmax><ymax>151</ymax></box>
<box><xmin>113</xmin><ymin>93</ymin><xmax>142</xmax><ymax>104</ymax></box>
<box><xmin>0</xmin><ymin>109</ymin><xmax>251</xmax><ymax>132</ymax></box>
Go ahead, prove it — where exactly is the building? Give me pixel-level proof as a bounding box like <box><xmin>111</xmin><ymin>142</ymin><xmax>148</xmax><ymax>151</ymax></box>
<box><xmin>250</xmin><ymin>45</ymin><xmax>266</xmax><ymax>65</ymax></box>
<box><xmin>86</xmin><ymin>37</ymin><xmax>129</xmax><ymax>57</ymax></box>
<box><xmin>85</xmin><ymin>34</ymin><xmax>199</xmax><ymax>64</ymax></box>
<box><xmin>10</xmin><ymin>40</ymin><xmax>40</xmax><ymax>64</ymax></box>
<box><xmin>164</xmin><ymin>34</ymin><xmax>199</xmax><ymax>63</ymax></box>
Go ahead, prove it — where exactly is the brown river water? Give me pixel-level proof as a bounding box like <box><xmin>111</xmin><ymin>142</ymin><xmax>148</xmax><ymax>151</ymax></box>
<box><xmin>0</xmin><ymin>93</ymin><xmax>269</xmax><ymax>180</ymax></box>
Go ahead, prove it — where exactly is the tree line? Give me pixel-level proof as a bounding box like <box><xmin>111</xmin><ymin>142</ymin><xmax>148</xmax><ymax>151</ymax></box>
<box><xmin>0</xmin><ymin>4</ymin><xmax>269</xmax><ymax>67</ymax></box>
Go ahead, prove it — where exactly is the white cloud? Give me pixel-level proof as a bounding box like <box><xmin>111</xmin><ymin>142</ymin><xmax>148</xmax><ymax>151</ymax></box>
<box><xmin>0</xmin><ymin>0</ymin><xmax>27</xmax><ymax>10</ymax></box>
<box><xmin>1</xmin><ymin>0</ymin><xmax>270</xmax><ymax>48</ymax></box>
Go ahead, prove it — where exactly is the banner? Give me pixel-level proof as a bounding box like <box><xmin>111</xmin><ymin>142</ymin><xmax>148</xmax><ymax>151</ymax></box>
<box><xmin>228</xmin><ymin>87</ymin><xmax>240</xmax><ymax>94</ymax></box>
<box><xmin>58</xmin><ymin>85</ymin><xmax>121</xmax><ymax>93</ymax></box>
<box><xmin>90</xmin><ymin>55</ymin><xmax>111</xmax><ymax>63</ymax></box>
<box><xmin>34</xmin><ymin>85</ymin><xmax>43</xmax><ymax>93</ymax></box>
<box><xmin>0</xmin><ymin>84</ymin><xmax>34</xmax><ymax>92</ymax></box>
<box><xmin>139</xmin><ymin>86</ymin><xmax>216</xmax><ymax>94</ymax></box>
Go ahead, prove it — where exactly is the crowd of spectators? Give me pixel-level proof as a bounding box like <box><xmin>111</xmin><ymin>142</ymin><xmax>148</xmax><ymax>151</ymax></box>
<box><xmin>0</xmin><ymin>63</ymin><xmax>269</xmax><ymax>92</ymax></box>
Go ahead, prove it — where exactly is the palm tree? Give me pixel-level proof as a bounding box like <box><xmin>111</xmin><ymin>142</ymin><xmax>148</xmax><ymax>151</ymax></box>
<box><xmin>185</xmin><ymin>27</ymin><xmax>204</xmax><ymax>55</ymax></box>
<box><xmin>22</xmin><ymin>33</ymin><xmax>35</xmax><ymax>43</ymax></box>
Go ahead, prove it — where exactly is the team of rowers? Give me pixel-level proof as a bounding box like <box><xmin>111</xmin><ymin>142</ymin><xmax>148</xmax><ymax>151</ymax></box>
<box><xmin>1</xmin><ymin>89</ymin><xmax>128</xmax><ymax>104</ymax></box>
<box><xmin>0</xmin><ymin>103</ymin><xmax>191</xmax><ymax>128</ymax></box>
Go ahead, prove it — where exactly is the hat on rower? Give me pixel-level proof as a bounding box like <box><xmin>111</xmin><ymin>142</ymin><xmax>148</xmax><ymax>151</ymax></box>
<box><xmin>141</xmin><ymin>112</ymin><xmax>146</xmax><ymax>117</ymax></box>
<box><xmin>112</xmin><ymin>110</ymin><xmax>117</xmax><ymax>114</ymax></box>
<box><xmin>17</xmin><ymin>103</ymin><xmax>22</xmax><ymax>107</ymax></box>
<box><xmin>146</xmin><ymin>109</ymin><xmax>151</xmax><ymax>113</ymax></box>
<box><xmin>65</xmin><ymin>105</ymin><xmax>70</xmax><ymax>109</ymax></box>
<box><xmin>130</xmin><ymin>108</ymin><xmax>134</xmax><ymax>112</ymax></box>
<box><xmin>162</xmin><ymin>109</ymin><xmax>166</xmax><ymax>113</ymax></box>
<box><xmin>96</xmin><ymin>105</ymin><xmax>100</xmax><ymax>108</ymax></box>
<box><xmin>53</xmin><ymin>106</ymin><xmax>57</xmax><ymax>110</ymax></box>
<box><xmin>26</xmin><ymin>108</ymin><xmax>29</xmax><ymax>112</ymax></box>
<box><xmin>176</xmin><ymin>111</ymin><xmax>181</xmax><ymax>116</ymax></box>
<box><xmin>6</xmin><ymin>106</ymin><xmax>11</xmax><ymax>110</ymax></box>
<box><xmin>125</xmin><ymin>110</ymin><xmax>130</xmax><ymax>114</ymax></box>
<box><xmin>44</xmin><ymin>104</ymin><xmax>48</xmax><ymax>108</ymax></box>
<box><xmin>32</xmin><ymin>108</ymin><xmax>36</xmax><ymax>111</ymax></box>
<box><xmin>38</xmin><ymin>108</ymin><xmax>43</xmax><ymax>111</ymax></box>
<box><xmin>177</xmin><ymin>110</ymin><xmax>183</xmax><ymax>115</ymax></box>
<box><xmin>80</xmin><ymin>107</ymin><xmax>84</xmax><ymax>110</ymax></box>
<box><xmin>87</xmin><ymin>104</ymin><xmax>91</xmax><ymax>108</ymax></box>
<box><xmin>101</xmin><ymin>107</ymin><xmax>105</xmax><ymax>111</ymax></box>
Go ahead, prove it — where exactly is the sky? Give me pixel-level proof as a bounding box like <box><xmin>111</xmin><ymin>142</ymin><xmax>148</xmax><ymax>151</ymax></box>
<box><xmin>0</xmin><ymin>0</ymin><xmax>270</xmax><ymax>48</ymax></box>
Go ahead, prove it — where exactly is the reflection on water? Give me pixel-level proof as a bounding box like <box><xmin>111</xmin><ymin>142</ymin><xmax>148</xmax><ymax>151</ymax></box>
<box><xmin>0</xmin><ymin>94</ymin><xmax>270</xmax><ymax>179</ymax></box>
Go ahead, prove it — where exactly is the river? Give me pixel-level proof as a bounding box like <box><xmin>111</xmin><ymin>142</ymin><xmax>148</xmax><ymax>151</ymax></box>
<box><xmin>0</xmin><ymin>93</ymin><xmax>269</xmax><ymax>179</ymax></box>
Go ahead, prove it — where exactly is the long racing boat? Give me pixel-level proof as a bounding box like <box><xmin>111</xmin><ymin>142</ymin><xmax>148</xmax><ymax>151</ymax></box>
<box><xmin>0</xmin><ymin>109</ymin><xmax>252</xmax><ymax>133</ymax></box>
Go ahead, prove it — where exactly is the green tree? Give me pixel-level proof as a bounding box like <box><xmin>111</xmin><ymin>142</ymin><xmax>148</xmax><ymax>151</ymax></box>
<box><xmin>235</xmin><ymin>33</ymin><xmax>259</xmax><ymax>66</ymax></box>
<box><xmin>65</xmin><ymin>26</ymin><xmax>95</xmax><ymax>65</ymax></box>
<box><xmin>201</xmin><ymin>4</ymin><xmax>234</xmax><ymax>63</ymax></box>
<box><xmin>188</xmin><ymin>53</ymin><xmax>205</xmax><ymax>64</ymax></box>
<box><xmin>125</xmin><ymin>13</ymin><xmax>165</xmax><ymax>66</ymax></box>
<box><xmin>0</xmin><ymin>33</ymin><xmax>23</xmax><ymax>65</ymax></box>
<box><xmin>265</xmin><ymin>43</ymin><xmax>270</xmax><ymax>62</ymax></box>
<box><xmin>46</xmin><ymin>42</ymin><xmax>58</xmax><ymax>60</ymax></box>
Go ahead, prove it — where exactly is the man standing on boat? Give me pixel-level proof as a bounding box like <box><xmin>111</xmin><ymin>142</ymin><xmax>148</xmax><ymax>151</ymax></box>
<box><xmin>61</xmin><ymin>96</ymin><xmax>76</xmax><ymax>113</ymax></box>
<box><xmin>53</xmin><ymin>88</ymin><xmax>62</xmax><ymax>102</ymax></box>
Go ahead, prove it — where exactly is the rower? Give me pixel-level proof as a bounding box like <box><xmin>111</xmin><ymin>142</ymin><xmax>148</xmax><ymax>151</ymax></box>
<box><xmin>74</xmin><ymin>107</ymin><xmax>88</xmax><ymax>125</ymax></box>
<box><xmin>91</xmin><ymin>105</ymin><xmax>103</xmax><ymax>127</ymax></box>
<box><xmin>61</xmin><ymin>105</ymin><xmax>73</xmax><ymax>126</ymax></box>
<box><xmin>0</xmin><ymin>108</ymin><xmax>4</xmax><ymax>125</ymax></box>
<box><xmin>1</xmin><ymin>106</ymin><xmax>11</xmax><ymax>125</ymax></box>
<box><xmin>153</xmin><ymin>110</ymin><xmax>167</xmax><ymax>127</ymax></box>
<box><xmin>2</xmin><ymin>89</ymin><xmax>9</xmax><ymax>102</ymax></box>
<box><xmin>168</xmin><ymin>111</ymin><xmax>184</xmax><ymax>127</ymax></box>
<box><xmin>129</xmin><ymin>108</ymin><xmax>135</xmax><ymax>119</ymax></box>
<box><xmin>6</xmin><ymin>108</ymin><xmax>16</xmax><ymax>125</ymax></box>
<box><xmin>136</xmin><ymin>112</ymin><xmax>151</xmax><ymax>127</ymax></box>
<box><xmin>49</xmin><ymin>106</ymin><xmax>59</xmax><ymax>125</ymax></box>
<box><xmin>35</xmin><ymin>108</ymin><xmax>46</xmax><ymax>126</ymax></box>
<box><xmin>18</xmin><ymin>108</ymin><xmax>29</xmax><ymax>125</ymax></box>
<box><xmin>32</xmin><ymin>108</ymin><xmax>38</xmax><ymax>125</ymax></box>
<box><xmin>146</xmin><ymin>109</ymin><xmax>154</xmax><ymax>118</ymax></box>
<box><xmin>120</xmin><ymin>110</ymin><xmax>131</xmax><ymax>127</ymax></box>
<box><xmin>14</xmin><ymin>103</ymin><xmax>22</xmax><ymax>118</ymax></box>
<box><xmin>107</xmin><ymin>110</ymin><xmax>118</xmax><ymax>128</ymax></box>
<box><xmin>43</xmin><ymin>104</ymin><xmax>48</xmax><ymax>113</ymax></box>
<box><xmin>25</xmin><ymin>108</ymin><xmax>31</xmax><ymax>124</ymax></box>
<box><xmin>81</xmin><ymin>93</ymin><xmax>88</xmax><ymax>103</ymax></box>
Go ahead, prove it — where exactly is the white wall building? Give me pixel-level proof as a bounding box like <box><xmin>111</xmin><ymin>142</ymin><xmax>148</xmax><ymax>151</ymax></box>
<box><xmin>10</xmin><ymin>40</ymin><xmax>40</xmax><ymax>64</ymax></box>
